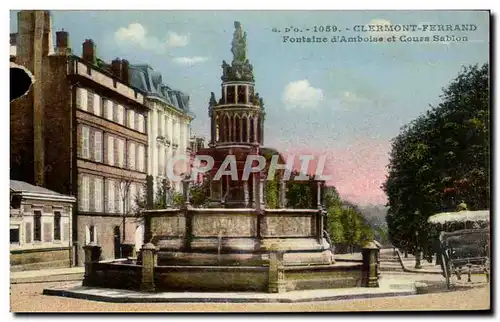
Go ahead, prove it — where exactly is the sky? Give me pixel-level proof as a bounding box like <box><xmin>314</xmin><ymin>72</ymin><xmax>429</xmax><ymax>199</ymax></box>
<box><xmin>9</xmin><ymin>10</ymin><xmax>490</xmax><ymax>206</ymax></box>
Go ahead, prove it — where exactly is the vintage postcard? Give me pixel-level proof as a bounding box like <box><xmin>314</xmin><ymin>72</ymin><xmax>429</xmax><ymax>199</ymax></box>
<box><xmin>9</xmin><ymin>9</ymin><xmax>491</xmax><ymax>313</ymax></box>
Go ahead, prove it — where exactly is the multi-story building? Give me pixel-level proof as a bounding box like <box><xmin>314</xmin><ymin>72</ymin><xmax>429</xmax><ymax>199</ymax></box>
<box><xmin>128</xmin><ymin>65</ymin><xmax>194</xmax><ymax>196</ymax></box>
<box><xmin>10</xmin><ymin>11</ymin><xmax>149</xmax><ymax>265</ymax></box>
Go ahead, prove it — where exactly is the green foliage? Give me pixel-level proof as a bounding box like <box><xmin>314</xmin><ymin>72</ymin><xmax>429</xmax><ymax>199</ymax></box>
<box><xmin>265</xmin><ymin>174</ymin><xmax>279</xmax><ymax>209</ymax></box>
<box><xmin>286</xmin><ymin>170</ymin><xmax>314</xmax><ymax>209</ymax></box>
<box><xmin>172</xmin><ymin>192</ymin><xmax>185</xmax><ymax>208</ymax></box>
<box><xmin>189</xmin><ymin>179</ymin><xmax>211</xmax><ymax>208</ymax></box>
<box><xmin>383</xmin><ymin>63</ymin><xmax>490</xmax><ymax>257</ymax></box>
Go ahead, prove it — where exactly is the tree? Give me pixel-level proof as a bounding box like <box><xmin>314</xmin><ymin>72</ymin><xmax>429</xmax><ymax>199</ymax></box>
<box><xmin>265</xmin><ymin>173</ymin><xmax>279</xmax><ymax>209</ymax></box>
<box><xmin>383</xmin><ymin>63</ymin><xmax>490</xmax><ymax>261</ymax></box>
<box><xmin>286</xmin><ymin>170</ymin><xmax>314</xmax><ymax>209</ymax></box>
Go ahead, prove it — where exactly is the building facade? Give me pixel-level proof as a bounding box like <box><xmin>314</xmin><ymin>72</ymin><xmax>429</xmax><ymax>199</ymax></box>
<box><xmin>10</xmin><ymin>11</ymin><xmax>149</xmax><ymax>266</ymax></box>
<box><xmin>128</xmin><ymin>65</ymin><xmax>194</xmax><ymax>196</ymax></box>
<box><xmin>10</xmin><ymin>180</ymin><xmax>76</xmax><ymax>271</ymax></box>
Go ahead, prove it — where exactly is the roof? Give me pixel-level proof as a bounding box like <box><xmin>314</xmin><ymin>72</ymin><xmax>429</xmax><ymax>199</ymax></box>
<box><xmin>428</xmin><ymin>210</ymin><xmax>490</xmax><ymax>224</ymax></box>
<box><xmin>11</xmin><ymin>180</ymin><xmax>62</xmax><ymax>195</ymax></box>
<box><xmin>10</xmin><ymin>180</ymin><xmax>76</xmax><ymax>202</ymax></box>
<box><xmin>129</xmin><ymin>64</ymin><xmax>192</xmax><ymax>115</ymax></box>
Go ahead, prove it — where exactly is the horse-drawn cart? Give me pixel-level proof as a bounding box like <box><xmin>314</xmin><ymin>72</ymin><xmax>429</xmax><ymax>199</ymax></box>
<box><xmin>428</xmin><ymin>210</ymin><xmax>490</xmax><ymax>289</ymax></box>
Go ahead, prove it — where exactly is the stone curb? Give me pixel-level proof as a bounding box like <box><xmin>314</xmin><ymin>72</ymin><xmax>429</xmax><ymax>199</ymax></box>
<box><xmin>43</xmin><ymin>285</ymin><xmax>418</xmax><ymax>304</ymax></box>
<box><xmin>395</xmin><ymin>250</ymin><xmax>442</xmax><ymax>275</ymax></box>
<box><xmin>11</xmin><ymin>273</ymin><xmax>84</xmax><ymax>284</ymax></box>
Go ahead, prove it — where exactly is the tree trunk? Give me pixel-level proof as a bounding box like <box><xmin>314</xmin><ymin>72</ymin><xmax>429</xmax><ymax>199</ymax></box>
<box><xmin>415</xmin><ymin>250</ymin><xmax>422</xmax><ymax>269</ymax></box>
<box><xmin>404</xmin><ymin>250</ymin><xmax>408</xmax><ymax>258</ymax></box>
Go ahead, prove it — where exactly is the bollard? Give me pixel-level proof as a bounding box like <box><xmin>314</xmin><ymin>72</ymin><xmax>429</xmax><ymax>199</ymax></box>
<box><xmin>82</xmin><ymin>242</ymin><xmax>101</xmax><ymax>287</ymax></box>
<box><xmin>140</xmin><ymin>243</ymin><xmax>158</xmax><ymax>292</ymax></box>
<box><xmin>362</xmin><ymin>241</ymin><xmax>380</xmax><ymax>287</ymax></box>
<box><xmin>268</xmin><ymin>245</ymin><xmax>286</xmax><ymax>293</ymax></box>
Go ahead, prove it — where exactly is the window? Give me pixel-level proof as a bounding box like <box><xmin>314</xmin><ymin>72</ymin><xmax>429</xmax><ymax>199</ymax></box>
<box><xmin>94</xmin><ymin>177</ymin><xmax>103</xmax><ymax>212</ymax></box>
<box><xmin>87</xmin><ymin>91</ymin><xmax>94</xmax><ymax>114</ymax></box>
<box><xmin>136</xmin><ymin>114</ymin><xmax>145</xmax><ymax>133</ymax></box>
<box><xmin>106</xmin><ymin>134</ymin><xmax>114</xmax><ymax>165</ymax></box>
<box><xmin>10</xmin><ymin>227</ymin><xmax>20</xmax><ymax>244</ymax></box>
<box><xmin>157</xmin><ymin>145</ymin><xmax>163</xmax><ymax>176</ymax></box>
<box><xmin>128</xmin><ymin>142</ymin><xmax>136</xmax><ymax>170</ymax></box>
<box><xmin>94</xmin><ymin>131</ymin><xmax>102</xmax><ymax>162</ymax></box>
<box><xmin>54</xmin><ymin>212</ymin><xmax>61</xmax><ymax>241</ymax></box>
<box><xmin>116</xmin><ymin>105</ymin><xmax>124</xmax><ymax>125</ymax></box>
<box><xmin>129</xmin><ymin>183</ymin><xmax>136</xmax><ymax>211</ymax></box>
<box><xmin>82</xmin><ymin>126</ymin><xmax>90</xmax><ymax>159</ymax></box>
<box><xmin>76</xmin><ymin>88</ymin><xmax>87</xmax><ymax>111</ymax></box>
<box><xmin>138</xmin><ymin>145</ymin><xmax>145</xmax><ymax>172</ymax></box>
<box><xmin>107</xmin><ymin>179</ymin><xmax>115</xmax><ymax>213</ymax></box>
<box><xmin>105</xmin><ymin>100</ymin><xmax>114</xmax><ymax>121</ymax></box>
<box><xmin>89</xmin><ymin>225</ymin><xmax>95</xmax><ymax>243</ymax></box>
<box><xmin>128</xmin><ymin>110</ymin><xmax>135</xmax><ymax>130</ymax></box>
<box><xmin>117</xmin><ymin>138</ymin><xmax>125</xmax><ymax>167</ymax></box>
<box><xmin>79</xmin><ymin>175</ymin><xmax>90</xmax><ymax>211</ymax></box>
<box><xmin>226</xmin><ymin>85</ymin><xmax>235</xmax><ymax>104</ymax></box>
<box><xmin>237</xmin><ymin>85</ymin><xmax>247</xmax><ymax>104</ymax></box>
<box><xmin>158</xmin><ymin>112</ymin><xmax>163</xmax><ymax>136</ymax></box>
<box><xmin>34</xmin><ymin>211</ymin><xmax>42</xmax><ymax>242</ymax></box>
<box><xmin>93</xmin><ymin>93</ymin><xmax>101</xmax><ymax>116</ymax></box>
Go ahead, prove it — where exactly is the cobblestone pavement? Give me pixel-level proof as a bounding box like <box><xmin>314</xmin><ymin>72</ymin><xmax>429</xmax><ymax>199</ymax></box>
<box><xmin>10</xmin><ymin>276</ymin><xmax>490</xmax><ymax>312</ymax></box>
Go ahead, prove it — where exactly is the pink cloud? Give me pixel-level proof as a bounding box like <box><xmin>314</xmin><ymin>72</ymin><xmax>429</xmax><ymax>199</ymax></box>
<box><xmin>274</xmin><ymin>139</ymin><xmax>390</xmax><ymax>206</ymax></box>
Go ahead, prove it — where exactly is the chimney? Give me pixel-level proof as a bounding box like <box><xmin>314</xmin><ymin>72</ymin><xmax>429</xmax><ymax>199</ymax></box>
<box><xmin>55</xmin><ymin>29</ymin><xmax>71</xmax><ymax>55</ymax></box>
<box><xmin>82</xmin><ymin>39</ymin><xmax>96</xmax><ymax>64</ymax></box>
<box><xmin>121</xmin><ymin>59</ymin><xmax>130</xmax><ymax>84</ymax></box>
<box><xmin>111</xmin><ymin>58</ymin><xmax>122</xmax><ymax>79</ymax></box>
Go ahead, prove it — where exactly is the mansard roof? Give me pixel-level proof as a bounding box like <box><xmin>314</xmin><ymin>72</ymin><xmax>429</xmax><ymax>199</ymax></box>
<box><xmin>129</xmin><ymin>64</ymin><xmax>192</xmax><ymax>115</ymax></box>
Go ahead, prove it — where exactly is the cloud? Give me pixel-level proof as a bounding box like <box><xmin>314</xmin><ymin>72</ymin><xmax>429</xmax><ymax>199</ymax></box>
<box><xmin>282</xmin><ymin>80</ymin><xmax>324</xmax><ymax>109</ymax></box>
<box><xmin>340</xmin><ymin>91</ymin><xmax>366</xmax><ymax>104</ymax></box>
<box><xmin>172</xmin><ymin>56</ymin><xmax>209</xmax><ymax>65</ymax></box>
<box><xmin>166</xmin><ymin>31</ymin><xmax>189</xmax><ymax>48</ymax></box>
<box><xmin>114</xmin><ymin>23</ymin><xmax>189</xmax><ymax>54</ymax></box>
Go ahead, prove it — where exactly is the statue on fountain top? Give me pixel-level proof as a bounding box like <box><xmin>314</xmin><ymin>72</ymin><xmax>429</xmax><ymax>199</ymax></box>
<box><xmin>221</xmin><ymin>22</ymin><xmax>255</xmax><ymax>82</ymax></box>
<box><xmin>232</xmin><ymin>21</ymin><xmax>247</xmax><ymax>63</ymax></box>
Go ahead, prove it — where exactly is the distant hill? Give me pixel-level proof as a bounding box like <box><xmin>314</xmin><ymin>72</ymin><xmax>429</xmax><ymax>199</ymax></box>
<box><xmin>358</xmin><ymin>204</ymin><xmax>390</xmax><ymax>245</ymax></box>
<box><xmin>358</xmin><ymin>204</ymin><xmax>388</xmax><ymax>229</ymax></box>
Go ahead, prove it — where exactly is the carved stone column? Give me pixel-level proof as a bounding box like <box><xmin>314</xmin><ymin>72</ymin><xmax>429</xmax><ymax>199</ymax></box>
<box><xmin>246</xmin><ymin>117</ymin><xmax>251</xmax><ymax>143</ymax></box>
<box><xmin>82</xmin><ymin>242</ymin><xmax>101</xmax><ymax>287</ymax></box>
<box><xmin>362</xmin><ymin>241</ymin><xmax>380</xmax><ymax>287</ymax></box>
<box><xmin>182</xmin><ymin>176</ymin><xmax>191</xmax><ymax>208</ymax></box>
<box><xmin>316</xmin><ymin>180</ymin><xmax>322</xmax><ymax>208</ymax></box>
<box><xmin>232</xmin><ymin>113</ymin><xmax>237</xmax><ymax>143</ymax></box>
<box><xmin>278</xmin><ymin>178</ymin><xmax>286</xmax><ymax>208</ymax></box>
<box><xmin>210</xmin><ymin>111</ymin><xmax>215</xmax><ymax>145</ymax></box>
<box><xmin>253</xmin><ymin>116</ymin><xmax>259</xmax><ymax>143</ymax></box>
<box><xmin>140</xmin><ymin>243</ymin><xmax>158</xmax><ymax>292</ymax></box>
<box><xmin>252</xmin><ymin>174</ymin><xmax>257</xmax><ymax>208</ymax></box>
<box><xmin>258</xmin><ymin>173</ymin><xmax>264</xmax><ymax>208</ymax></box>
<box><xmin>244</xmin><ymin>181</ymin><xmax>249</xmax><ymax>207</ymax></box>
<box><xmin>268</xmin><ymin>248</ymin><xmax>286</xmax><ymax>293</ymax></box>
